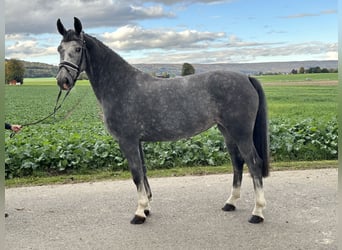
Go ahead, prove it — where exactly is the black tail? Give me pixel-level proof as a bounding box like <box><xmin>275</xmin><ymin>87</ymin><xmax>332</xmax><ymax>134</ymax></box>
<box><xmin>249</xmin><ymin>77</ymin><xmax>269</xmax><ymax>177</ymax></box>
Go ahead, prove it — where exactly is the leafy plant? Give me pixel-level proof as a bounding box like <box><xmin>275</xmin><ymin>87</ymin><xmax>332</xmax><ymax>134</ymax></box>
<box><xmin>5</xmin><ymin>118</ymin><xmax>338</xmax><ymax>178</ymax></box>
<box><xmin>269</xmin><ymin>118</ymin><xmax>337</xmax><ymax>161</ymax></box>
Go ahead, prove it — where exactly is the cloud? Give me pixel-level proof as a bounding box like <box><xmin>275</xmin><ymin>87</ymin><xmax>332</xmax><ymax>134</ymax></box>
<box><xmin>102</xmin><ymin>25</ymin><xmax>225</xmax><ymax>50</ymax></box>
<box><xmin>325</xmin><ymin>51</ymin><xmax>338</xmax><ymax>60</ymax></box>
<box><xmin>138</xmin><ymin>0</ymin><xmax>235</xmax><ymax>5</ymax></box>
<box><xmin>280</xmin><ymin>9</ymin><xmax>337</xmax><ymax>19</ymax></box>
<box><xmin>6</xmin><ymin>23</ymin><xmax>337</xmax><ymax>64</ymax></box>
<box><xmin>226</xmin><ymin>35</ymin><xmax>283</xmax><ymax>47</ymax></box>
<box><xmin>5</xmin><ymin>38</ymin><xmax>57</xmax><ymax>59</ymax></box>
<box><xmin>231</xmin><ymin>42</ymin><xmax>338</xmax><ymax>62</ymax></box>
<box><xmin>5</xmin><ymin>0</ymin><xmax>236</xmax><ymax>35</ymax></box>
<box><xmin>320</xmin><ymin>9</ymin><xmax>337</xmax><ymax>15</ymax></box>
<box><xmin>101</xmin><ymin>26</ymin><xmax>282</xmax><ymax>53</ymax></box>
<box><xmin>5</xmin><ymin>0</ymin><xmax>174</xmax><ymax>34</ymax></box>
<box><xmin>282</xmin><ymin>13</ymin><xmax>319</xmax><ymax>19</ymax></box>
<box><xmin>125</xmin><ymin>41</ymin><xmax>338</xmax><ymax>64</ymax></box>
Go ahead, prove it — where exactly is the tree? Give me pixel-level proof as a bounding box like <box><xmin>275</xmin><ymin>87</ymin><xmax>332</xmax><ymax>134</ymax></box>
<box><xmin>5</xmin><ymin>59</ymin><xmax>25</xmax><ymax>84</ymax></box>
<box><xmin>181</xmin><ymin>63</ymin><xmax>195</xmax><ymax>76</ymax></box>
<box><xmin>314</xmin><ymin>66</ymin><xmax>321</xmax><ymax>73</ymax></box>
<box><xmin>306</xmin><ymin>66</ymin><xmax>321</xmax><ymax>73</ymax></box>
<box><xmin>299</xmin><ymin>67</ymin><xmax>305</xmax><ymax>74</ymax></box>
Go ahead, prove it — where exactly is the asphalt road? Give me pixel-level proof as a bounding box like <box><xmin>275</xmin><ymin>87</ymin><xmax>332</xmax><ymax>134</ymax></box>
<box><xmin>5</xmin><ymin>168</ymin><xmax>337</xmax><ymax>250</ymax></box>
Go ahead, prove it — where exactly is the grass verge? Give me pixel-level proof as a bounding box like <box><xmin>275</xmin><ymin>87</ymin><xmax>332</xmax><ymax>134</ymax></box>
<box><xmin>5</xmin><ymin>160</ymin><xmax>337</xmax><ymax>188</ymax></box>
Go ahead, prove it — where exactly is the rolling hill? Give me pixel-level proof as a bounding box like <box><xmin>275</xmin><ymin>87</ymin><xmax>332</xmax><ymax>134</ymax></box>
<box><xmin>21</xmin><ymin>60</ymin><xmax>338</xmax><ymax>78</ymax></box>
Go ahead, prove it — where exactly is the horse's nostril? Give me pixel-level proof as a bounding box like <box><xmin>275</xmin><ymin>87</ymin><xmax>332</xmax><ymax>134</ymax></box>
<box><xmin>63</xmin><ymin>83</ymin><xmax>69</xmax><ymax>90</ymax></box>
<box><xmin>61</xmin><ymin>77</ymin><xmax>70</xmax><ymax>90</ymax></box>
<box><xmin>56</xmin><ymin>76</ymin><xmax>70</xmax><ymax>90</ymax></box>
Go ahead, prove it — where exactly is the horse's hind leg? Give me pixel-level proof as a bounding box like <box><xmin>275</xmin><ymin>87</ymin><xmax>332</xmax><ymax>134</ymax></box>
<box><xmin>237</xmin><ymin>140</ymin><xmax>266</xmax><ymax>224</ymax></box>
<box><xmin>250</xmin><ymin>175</ymin><xmax>265</xmax><ymax>223</ymax></box>
<box><xmin>118</xmin><ymin>139</ymin><xmax>150</xmax><ymax>224</ymax></box>
<box><xmin>218</xmin><ymin>125</ymin><xmax>266</xmax><ymax>223</ymax></box>
<box><xmin>222</xmin><ymin>142</ymin><xmax>244</xmax><ymax>212</ymax></box>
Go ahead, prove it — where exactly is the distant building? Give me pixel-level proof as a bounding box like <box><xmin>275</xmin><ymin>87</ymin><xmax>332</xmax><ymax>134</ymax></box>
<box><xmin>155</xmin><ymin>72</ymin><xmax>170</xmax><ymax>78</ymax></box>
<box><xmin>9</xmin><ymin>80</ymin><xmax>22</xmax><ymax>86</ymax></box>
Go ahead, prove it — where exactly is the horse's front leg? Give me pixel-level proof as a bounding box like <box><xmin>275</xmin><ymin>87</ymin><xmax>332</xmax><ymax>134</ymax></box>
<box><xmin>119</xmin><ymin>139</ymin><xmax>150</xmax><ymax>224</ymax></box>
<box><xmin>132</xmin><ymin>176</ymin><xmax>150</xmax><ymax>224</ymax></box>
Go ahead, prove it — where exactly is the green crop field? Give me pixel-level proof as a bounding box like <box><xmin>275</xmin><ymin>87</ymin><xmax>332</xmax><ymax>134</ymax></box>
<box><xmin>265</xmin><ymin>85</ymin><xmax>336</xmax><ymax>121</ymax></box>
<box><xmin>5</xmin><ymin>76</ymin><xmax>337</xmax><ymax>179</ymax></box>
<box><xmin>255</xmin><ymin>73</ymin><xmax>338</xmax><ymax>83</ymax></box>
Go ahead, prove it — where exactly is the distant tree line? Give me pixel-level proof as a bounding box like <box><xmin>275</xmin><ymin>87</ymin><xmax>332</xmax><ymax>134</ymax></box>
<box><xmin>291</xmin><ymin>66</ymin><xmax>338</xmax><ymax>74</ymax></box>
<box><xmin>254</xmin><ymin>66</ymin><xmax>338</xmax><ymax>76</ymax></box>
<box><xmin>23</xmin><ymin>61</ymin><xmax>58</xmax><ymax>78</ymax></box>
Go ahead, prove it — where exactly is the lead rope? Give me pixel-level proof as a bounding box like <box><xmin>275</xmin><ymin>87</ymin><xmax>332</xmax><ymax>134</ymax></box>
<box><xmin>10</xmin><ymin>89</ymin><xmax>71</xmax><ymax>138</ymax></box>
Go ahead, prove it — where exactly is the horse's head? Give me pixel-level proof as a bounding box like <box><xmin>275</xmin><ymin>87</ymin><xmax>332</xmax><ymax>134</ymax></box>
<box><xmin>56</xmin><ymin>17</ymin><xmax>86</xmax><ymax>91</ymax></box>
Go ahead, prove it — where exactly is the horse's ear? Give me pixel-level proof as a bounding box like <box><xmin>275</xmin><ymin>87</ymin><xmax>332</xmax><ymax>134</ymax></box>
<box><xmin>74</xmin><ymin>17</ymin><xmax>83</xmax><ymax>35</ymax></box>
<box><xmin>57</xmin><ymin>18</ymin><xmax>67</xmax><ymax>36</ymax></box>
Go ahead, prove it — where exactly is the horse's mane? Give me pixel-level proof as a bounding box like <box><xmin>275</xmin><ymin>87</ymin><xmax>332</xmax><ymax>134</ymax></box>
<box><xmin>84</xmin><ymin>33</ymin><xmax>128</xmax><ymax>65</ymax></box>
<box><xmin>84</xmin><ymin>33</ymin><xmax>139</xmax><ymax>74</ymax></box>
<box><xmin>84</xmin><ymin>34</ymin><xmax>108</xmax><ymax>51</ymax></box>
<box><xmin>81</xmin><ymin>32</ymin><xmax>140</xmax><ymax>88</ymax></box>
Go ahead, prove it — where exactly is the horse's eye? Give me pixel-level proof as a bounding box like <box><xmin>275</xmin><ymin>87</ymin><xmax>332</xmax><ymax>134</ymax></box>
<box><xmin>76</xmin><ymin>47</ymin><xmax>81</xmax><ymax>53</ymax></box>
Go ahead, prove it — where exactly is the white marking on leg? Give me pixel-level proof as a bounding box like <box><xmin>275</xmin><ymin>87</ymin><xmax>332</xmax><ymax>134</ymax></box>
<box><xmin>226</xmin><ymin>186</ymin><xmax>241</xmax><ymax>207</ymax></box>
<box><xmin>252</xmin><ymin>187</ymin><xmax>266</xmax><ymax>219</ymax></box>
<box><xmin>145</xmin><ymin>201</ymin><xmax>151</xmax><ymax>213</ymax></box>
<box><xmin>135</xmin><ymin>185</ymin><xmax>149</xmax><ymax>218</ymax></box>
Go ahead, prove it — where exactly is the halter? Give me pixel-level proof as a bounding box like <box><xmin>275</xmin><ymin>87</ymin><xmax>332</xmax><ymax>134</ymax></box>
<box><xmin>58</xmin><ymin>32</ymin><xmax>86</xmax><ymax>82</ymax></box>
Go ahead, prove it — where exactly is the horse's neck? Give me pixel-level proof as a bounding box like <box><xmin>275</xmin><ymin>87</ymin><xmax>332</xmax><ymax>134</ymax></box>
<box><xmin>84</xmin><ymin>35</ymin><xmax>139</xmax><ymax>100</ymax></box>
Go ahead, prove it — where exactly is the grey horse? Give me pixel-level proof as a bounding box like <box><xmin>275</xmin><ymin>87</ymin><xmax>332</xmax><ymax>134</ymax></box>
<box><xmin>56</xmin><ymin>17</ymin><xmax>269</xmax><ymax>224</ymax></box>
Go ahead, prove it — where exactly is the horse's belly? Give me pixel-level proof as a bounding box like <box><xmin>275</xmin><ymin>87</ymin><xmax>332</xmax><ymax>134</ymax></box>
<box><xmin>140</xmin><ymin>115</ymin><xmax>216</xmax><ymax>142</ymax></box>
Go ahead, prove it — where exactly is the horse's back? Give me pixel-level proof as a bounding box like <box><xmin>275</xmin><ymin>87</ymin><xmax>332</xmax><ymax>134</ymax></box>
<box><xmin>143</xmin><ymin>70</ymin><xmax>255</xmax><ymax>99</ymax></box>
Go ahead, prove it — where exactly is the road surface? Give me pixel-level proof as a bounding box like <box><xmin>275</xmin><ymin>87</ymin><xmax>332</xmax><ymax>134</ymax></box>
<box><xmin>5</xmin><ymin>168</ymin><xmax>337</xmax><ymax>249</ymax></box>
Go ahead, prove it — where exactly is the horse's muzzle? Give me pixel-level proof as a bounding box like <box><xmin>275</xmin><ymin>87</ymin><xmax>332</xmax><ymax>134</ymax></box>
<box><xmin>56</xmin><ymin>68</ymin><xmax>75</xmax><ymax>90</ymax></box>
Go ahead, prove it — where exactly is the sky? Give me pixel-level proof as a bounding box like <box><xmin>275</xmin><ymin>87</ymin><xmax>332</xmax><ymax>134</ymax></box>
<box><xmin>5</xmin><ymin>0</ymin><xmax>338</xmax><ymax>65</ymax></box>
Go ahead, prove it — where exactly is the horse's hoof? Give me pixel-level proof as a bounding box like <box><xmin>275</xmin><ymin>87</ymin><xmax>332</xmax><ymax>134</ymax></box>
<box><xmin>222</xmin><ymin>204</ymin><xmax>236</xmax><ymax>211</ymax></box>
<box><xmin>130</xmin><ymin>215</ymin><xmax>146</xmax><ymax>224</ymax></box>
<box><xmin>248</xmin><ymin>215</ymin><xmax>264</xmax><ymax>224</ymax></box>
<box><xmin>144</xmin><ymin>210</ymin><xmax>150</xmax><ymax>216</ymax></box>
